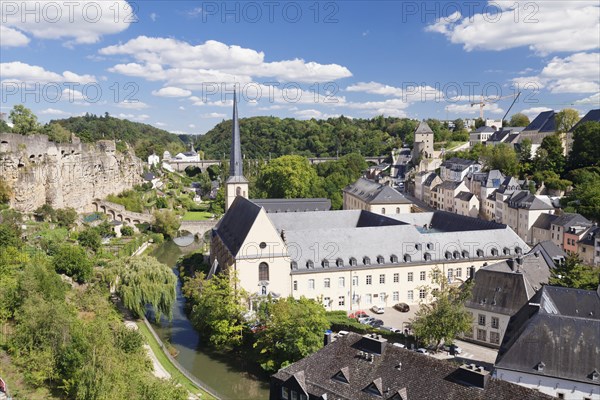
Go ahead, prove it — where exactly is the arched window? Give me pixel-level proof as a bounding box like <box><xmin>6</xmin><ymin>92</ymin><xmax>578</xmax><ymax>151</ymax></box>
<box><xmin>403</xmin><ymin>254</ymin><xmax>411</xmax><ymax>262</ymax></box>
<box><xmin>453</xmin><ymin>251</ymin><xmax>460</xmax><ymax>259</ymax></box>
<box><xmin>503</xmin><ymin>247</ymin><xmax>510</xmax><ymax>255</ymax></box>
<box><xmin>427</xmin><ymin>242</ymin><xmax>434</xmax><ymax>250</ymax></box>
<box><xmin>515</xmin><ymin>246</ymin><xmax>522</xmax><ymax>255</ymax></box>
<box><xmin>491</xmin><ymin>248</ymin><xmax>499</xmax><ymax>256</ymax></box>
<box><xmin>236</xmin><ymin>186</ymin><xmax>241</xmax><ymax>196</ymax></box>
<box><xmin>381</xmin><ymin>208</ymin><xmax>386</xmax><ymax>214</ymax></box>
<box><xmin>290</xmin><ymin>261</ymin><xmax>298</xmax><ymax>270</ymax></box>
<box><xmin>424</xmin><ymin>252</ymin><xmax>432</xmax><ymax>261</ymax></box>
<box><xmin>476</xmin><ymin>249</ymin><xmax>484</xmax><ymax>257</ymax></box>
<box><xmin>396</xmin><ymin>207</ymin><xmax>400</xmax><ymax>214</ymax></box>
<box><xmin>462</xmin><ymin>250</ymin><xmax>469</xmax><ymax>258</ymax></box>
<box><xmin>336</xmin><ymin>258</ymin><xmax>344</xmax><ymax>267</ymax></box>
<box><xmin>445</xmin><ymin>251</ymin><xmax>452</xmax><ymax>260</ymax></box>
<box><xmin>259</xmin><ymin>262</ymin><xmax>269</xmax><ymax>281</ymax></box>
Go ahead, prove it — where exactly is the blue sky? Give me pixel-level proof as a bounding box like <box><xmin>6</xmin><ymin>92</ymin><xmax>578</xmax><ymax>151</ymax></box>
<box><xmin>1</xmin><ymin>1</ymin><xmax>599</xmax><ymax>134</ymax></box>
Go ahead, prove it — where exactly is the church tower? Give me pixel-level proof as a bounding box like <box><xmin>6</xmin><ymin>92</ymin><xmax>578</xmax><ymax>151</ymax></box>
<box><xmin>225</xmin><ymin>90</ymin><xmax>249</xmax><ymax>211</ymax></box>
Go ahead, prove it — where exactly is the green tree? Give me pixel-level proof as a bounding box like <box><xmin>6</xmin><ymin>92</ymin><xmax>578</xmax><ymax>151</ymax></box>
<box><xmin>0</xmin><ymin>210</ymin><xmax>22</xmax><ymax>248</ymax></box>
<box><xmin>474</xmin><ymin>118</ymin><xmax>485</xmax><ymax>129</ymax></box>
<box><xmin>568</xmin><ymin>121</ymin><xmax>600</xmax><ymax>170</ymax></box>
<box><xmin>9</xmin><ymin>104</ymin><xmax>41</xmax><ymax>135</ymax></box>
<box><xmin>121</xmin><ymin>225</ymin><xmax>135</xmax><ymax>236</ymax></box>
<box><xmin>549</xmin><ymin>254</ymin><xmax>600</xmax><ymax>290</ymax></box>
<box><xmin>152</xmin><ymin>209</ymin><xmax>180</xmax><ymax>238</ymax></box>
<box><xmin>555</xmin><ymin>108</ymin><xmax>580</xmax><ymax>133</ymax></box>
<box><xmin>0</xmin><ymin>246</ymin><xmax>29</xmax><ymax>322</ymax></box>
<box><xmin>106</xmin><ymin>256</ymin><xmax>177</xmax><ymax>322</ymax></box>
<box><xmin>480</xmin><ymin>143</ymin><xmax>520</xmax><ymax>176</ymax></box>
<box><xmin>55</xmin><ymin>207</ymin><xmax>78</xmax><ymax>228</ymax></box>
<box><xmin>256</xmin><ymin>155</ymin><xmax>322</xmax><ymax>198</ymax></box>
<box><xmin>254</xmin><ymin>296</ymin><xmax>329</xmax><ymax>372</ymax></box>
<box><xmin>508</xmin><ymin>113</ymin><xmax>530</xmax><ymax>127</ymax></box>
<box><xmin>189</xmin><ymin>271</ymin><xmax>246</xmax><ymax>349</ymax></box>
<box><xmin>77</xmin><ymin>227</ymin><xmax>102</xmax><ymax>252</ymax></box>
<box><xmin>534</xmin><ymin>134</ymin><xmax>565</xmax><ymax>174</ymax></box>
<box><xmin>410</xmin><ymin>267</ymin><xmax>473</xmax><ymax>349</ymax></box>
<box><xmin>53</xmin><ymin>244</ymin><xmax>93</xmax><ymax>283</ymax></box>
<box><xmin>0</xmin><ymin>118</ymin><xmax>12</xmax><ymax>133</ymax></box>
<box><xmin>562</xmin><ymin>168</ymin><xmax>600</xmax><ymax>221</ymax></box>
<box><xmin>44</xmin><ymin>123</ymin><xmax>71</xmax><ymax>143</ymax></box>
<box><xmin>453</xmin><ymin>119</ymin><xmax>465</xmax><ymax>132</ymax></box>
<box><xmin>34</xmin><ymin>203</ymin><xmax>56</xmax><ymax>222</ymax></box>
<box><xmin>0</xmin><ymin>178</ymin><xmax>12</xmax><ymax>204</ymax></box>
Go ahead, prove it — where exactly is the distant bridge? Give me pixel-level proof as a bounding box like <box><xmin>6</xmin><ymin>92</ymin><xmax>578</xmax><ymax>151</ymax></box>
<box><xmin>92</xmin><ymin>199</ymin><xmax>154</xmax><ymax>225</ymax></box>
<box><xmin>166</xmin><ymin>155</ymin><xmax>388</xmax><ymax>172</ymax></box>
<box><xmin>179</xmin><ymin>220</ymin><xmax>218</xmax><ymax>238</ymax></box>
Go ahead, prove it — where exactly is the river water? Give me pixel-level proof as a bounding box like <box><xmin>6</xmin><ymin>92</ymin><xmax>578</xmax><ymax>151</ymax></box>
<box><xmin>151</xmin><ymin>240</ymin><xmax>270</xmax><ymax>400</ymax></box>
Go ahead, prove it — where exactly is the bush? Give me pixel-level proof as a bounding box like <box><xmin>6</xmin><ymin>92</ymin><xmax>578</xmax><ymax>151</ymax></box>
<box><xmin>53</xmin><ymin>244</ymin><xmax>93</xmax><ymax>283</ymax></box>
<box><xmin>121</xmin><ymin>226</ymin><xmax>135</xmax><ymax>236</ymax></box>
<box><xmin>78</xmin><ymin>228</ymin><xmax>102</xmax><ymax>252</ymax></box>
<box><xmin>55</xmin><ymin>207</ymin><xmax>78</xmax><ymax>228</ymax></box>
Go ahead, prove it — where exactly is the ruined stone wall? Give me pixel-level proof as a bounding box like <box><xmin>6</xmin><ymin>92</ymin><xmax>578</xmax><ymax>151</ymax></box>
<box><xmin>0</xmin><ymin>133</ymin><xmax>143</xmax><ymax>212</ymax></box>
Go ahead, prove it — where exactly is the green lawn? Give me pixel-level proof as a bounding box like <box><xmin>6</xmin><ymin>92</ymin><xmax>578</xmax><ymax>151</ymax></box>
<box><xmin>182</xmin><ymin>211</ymin><xmax>213</xmax><ymax>221</ymax></box>
<box><xmin>135</xmin><ymin>320</ymin><xmax>216</xmax><ymax>400</ymax></box>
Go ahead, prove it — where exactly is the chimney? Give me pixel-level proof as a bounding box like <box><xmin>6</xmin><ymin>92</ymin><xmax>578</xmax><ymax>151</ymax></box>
<box><xmin>324</xmin><ymin>330</ymin><xmax>333</xmax><ymax>346</ymax></box>
<box><xmin>359</xmin><ymin>333</ymin><xmax>388</xmax><ymax>355</ymax></box>
<box><xmin>456</xmin><ymin>364</ymin><xmax>490</xmax><ymax>389</ymax></box>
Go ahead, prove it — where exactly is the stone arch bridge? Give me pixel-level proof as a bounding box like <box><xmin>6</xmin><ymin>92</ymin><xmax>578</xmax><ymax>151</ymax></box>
<box><xmin>92</xmin><ymin>200</ymin><xmax>154</xmax><ymax>225</ymax></box>
<box><xmin>179</xmin><ymin>220</ymin><xmax>218</xmax><ymax>238</ymax></box>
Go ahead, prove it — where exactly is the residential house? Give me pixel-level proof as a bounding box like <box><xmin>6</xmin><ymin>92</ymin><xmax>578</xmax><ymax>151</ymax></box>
<box><xmin>413</xmin><ymin>171</ymin><xmax>431</xmax><ymax>201</ymax></box>
<box><xmin>454</xmin><ymin>191</ymin><xmax>479</xmax><ymax>218</ymax></box>
<box><xmin>550</xmin><ymin>213</ymin><xmax>592</xmax><ymax>250</ymax></box>
<box><xmin>564</xmin><ymin>223</ymin><xmax>593</xmax><ymax>256</ymax></box>
<box><xmin>343</xmin><ymin>178</ymin><xmax>413</xmax><ymax>215</ymax></box>
<box><xmin>531</xmin><ymin>213</ymin><xmax>559</xmax><ymax>245</ymax></box>
<box><xmin>147</xmin><ymin>153</ymin><xmax>160</xmax><ymax>167</ymax></box>
<box><xmin>503</xmin><ymin>191</ymin><xmax>555</xmax><ymax>243</ymax></box>
<box><xmin>494</xmin><ymin>285</ymin><xmax>600</xmax><ymax>399</ymax></box>
<box><xmin>529</xmin><ymin>240</ymin><xmax>567</xmax><ymax>268</ymax></box>
<box><xmin>422</xmin><ymin>173</ymin><xmax>442</xmax><ymax>207</ymax></box>
<box><xmin>440</xmin><ymin>158</ymin><xmax>482</xmax><ymax>182</ymax></box>
<box><xmin>578</xmin><ymin>226</ymin><xmax>600</xmax><ymax>266</ymax></box>
<box><xmin>270</xmin><ymin>332</ymin><xmax>553</xmax><ymax>400</ymax></box>
<box><xmin>486</xmin><ymin>127</ymin><xmax>525</xmax><ymax>147</ymax></box>
<box><xmin>493</xmin><ymin>177</ymin><xmax>522</xmax><ymax>224</ymax></box>
<box><xmin>517</xmin><ymin>110</ymin><xmax>558</xmax><ymax>155</ymax></box>
<box><xmin>464</xmin><ymin>251</ymin><xmax>553</xmax><ymax>347</ymax></box>
<box><xmin>482</xmin><ymin>193</ymin><xmax>497</xmax><ymax>221</ymax></box>
<box><xmin>469</xmin><ymin>126</ymin><xmax>495</xmax><ymax>147</ymax></box>
<box><xmin>431</xmin><ymin>180</ymin><xmax>469</xmax><ymax>212</ymax></box>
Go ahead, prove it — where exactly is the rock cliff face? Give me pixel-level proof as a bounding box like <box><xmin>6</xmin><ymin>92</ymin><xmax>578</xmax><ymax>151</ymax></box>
<box><xmin>0</xmin><ymin>133</ymin><xmax>144</xmax><ymax>212</ymax></box>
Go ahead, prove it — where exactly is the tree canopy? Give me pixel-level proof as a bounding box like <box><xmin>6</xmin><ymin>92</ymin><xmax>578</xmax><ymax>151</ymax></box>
<box><xmin>569</xmin><ymin>121</ymin><xmax>600</xmax><ymax>170</ymax></box>
<box><xmin>549</xmin><ymin>254</ymin><xmax>600</xmax><ymax>290</ymax></box>
<box><xmin>256</xmin><ymin>155</ymin><xmax>321</xmax><ymax>199</ymax></box>
<box><xmin>508</xmin><ymin>113</ymin><xmax>530</xmax><ymax>127</ymax></box>
<box><xmin>9</xmin><ymin>104</ymin><xmax>41</xmax><ymax>135</ymax></box>
<box><xmin>555</xmin><ymin>108</ymin><xmax>580</xmax><ymax>133</ymax></box>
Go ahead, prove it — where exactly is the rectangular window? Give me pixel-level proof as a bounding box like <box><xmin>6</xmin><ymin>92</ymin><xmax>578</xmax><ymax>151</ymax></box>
<box><xmin>339</xmin><ymin>277</ymin><xmax>345</xmax><ymax>288</ymax></box>
<box><xmin>420</xmin><ymin>271</ymin><xmax>426</xmax><ymax>281</ymax></box>
<box><xmin>352</xmin><ymin>276</ymin><xmax>358</xmax><ymax>286</ymax></box>
<box><xmin>392</xmin><ymin>291</ymin><xmax>399</xmax><ymax>302</ymax></box>
<box><xmin>338</xmin><ymin>296</ymin><xmax>345</xmax><ymax>306</ymax></box>
<box><xmin>456</xmin><ymin>268</ymin><xmax>462</xmax><ymax>278</ymax></box>
<box><xmin>308</xmin><ymin>279</ymin><xmax>315</xmax><ymax>290</ymax></box>
<box><xmin>293</xmin><ymin>281</ymin><xmax>297</xmax><ymax>291</ymax></box>
<box><xmin>407</xmin><ymin>272</ymin><xmax>413</xmax><ymax>282</ymax></box>
<box><xmin>489</xmin><ymin>331</ymin><xmax>500</xmax><ymax>344</ymax></box>
<box><xmin>477</xmin><ymin>329</ymin><xmax>486</xmax><ymax>341</ymax></box>
<box><xmin>419</xmin><ymin>289</ymin><xmax>426</xmax><ymax>299</ymax></box>
<box><xmin>323</xmin><ymin>297</ymin><xmax>330</xmax><ymax>307</ymax></box>
<box><xmin>379</xmin><ymin>274</ymin><xmax>385</xmax><ymax>284</ymax></box>
<box><xmin>281</xmin><ymin>387</ymin><xmax>289</xmax><ymax>400</ymax></box>
<box><xmin>407</xmin><ymin>290</ymin><xmax>413</xmax><ymax>301</ymax></box>
<box><xmin>491</xmin><ymin>317</ymin><xmax>499</xmax><ymax>329</ymax></box>
<box><xmin>291</xmin><ymin>390</ymin><xmax>298</xmax><ymax>400</ymax></box>
<box><xmin>447</xmin><ymin>268</ymin><xmax>453</xmax><ymax>279</ymax></box>
<box><xmin>365</xmin><ymin>294</ymin><xmax>372</xmax><ymax>304</ymax></box>
<box><xmin>393</xmin><ymin>273</ymin><xmax>399</xmax><ymax>283</ymax></box>
<box><xmin>323</xmin><ymin>278</ymin><xmax>330</xmax><ymax>288</ymax></box>
<box><xmin>366</xmin><ymin>275</ymin><xmax>372</xmax><ymax>285</ymax></box>
<box><xmin>478</xmin><ymin>314</ymin><xmax>486</xmax><ymax>326</ymax></box>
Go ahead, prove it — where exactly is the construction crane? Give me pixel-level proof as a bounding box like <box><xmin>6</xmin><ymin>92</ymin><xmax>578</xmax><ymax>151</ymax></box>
<box><xmin>471</xmin><ymin>92</ymin><xmax>520</xmax><ymax>119</ymax></box>
<box><xmin>501</xmin><ymin>91</ymin><xmax>522</xmax><ymax>122</ymax></box>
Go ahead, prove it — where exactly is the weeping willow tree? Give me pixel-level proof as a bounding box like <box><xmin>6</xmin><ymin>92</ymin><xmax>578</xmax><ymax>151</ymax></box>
<box><xmin>107</xmin><ymin>255</ymin><xmax>176</xmax><ymax>322</ymax></box>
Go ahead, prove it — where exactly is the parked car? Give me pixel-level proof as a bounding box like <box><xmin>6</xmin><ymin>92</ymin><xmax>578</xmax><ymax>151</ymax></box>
<box><xmin>442</xmin><ymin>344</ymin><xmax>462</xmax><ymax>354</ymax></box>
<box><xmin>352</xmin><ymin>311</ymin><xmax>369</xmax><ymax>319</ymax></box>
<box><xmin>369</xmin><ymin>319</ymin><xmax>384</xmax><ymax>328</ymax></box>
<box><xmin>416</xmin><ymin>348</ymin><xmax>429</xmax><ymax>355</ymax></box>
<box><xmin>392</xmin><ymin>342</ymin><xmax>406</xmax><ymax>348</ymax></box>
<box><xmin>393</xmin><ymin>303</ymin><xmax>410</xmax><ymax>312</ymax></box>
<box><xmin>359</xmin><ymin>317</ymin><xmax>375</xmax><ymax>324</ymax></box>
<box><xmin>371</xmin><ymin>305</ymin><xmax>385</xmax><ymax>314</ymax></box>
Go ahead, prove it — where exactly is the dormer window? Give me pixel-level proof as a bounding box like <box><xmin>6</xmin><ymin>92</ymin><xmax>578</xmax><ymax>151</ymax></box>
<box><xmin>445</xmin><ymin>251</ymin><xmax>452</xmax><ymax>260</ymax></box>
<box><xmin>426</xmin><ymin>242</ymin><xmax>434</xmax><ymax>250</ymax></box>
<box><xmin>377</xmin><ymin>255</ymin><xmax>384</xmax><ymax>264</ymax></box>
<box><xmin>453</xmin><ymin>251</ymin><xmax>460</xmax><ymax>259</ymax></box>
<box><xmin>332</xmin><ymin>367</ymin><xmax>350</xmax><ymax>384</ymax></box>
<box><xmin>591</xmin><ymin>369</ymin><xmax>599</xmax><ymax>381</ymax></box>
<box><xmin>491</xmin><ymin>248</ymin><xmax>499</xmax><ymax>256</ymax></box>
<box><xmin>322</xmin><ymin>259</ymin><xmax>329</xmax><ymax>268</ymax></box>
<box><xmin>424</xmin><ymin>252</ymin><xmax>432</xmax><ymax>261</ymax></box>
<box><xmin>291</xmin><ymin>261</ymin><xmax>298</xmax><ymax>270</ymax></box>
<box><xmin>390</xmin><ymin>254</ymin><xmax>398</xmax><ymax>263</ymax></box>
<box><xmin>363</xmin><ymin>379</ymin><xmax>383</xmax><ymax>397</ymax></box>
<box><xmin>306</xmin><ymin>260</ymin><xmax>314</xmax><ymax>269</ymax></box>
<box><xmin>476</xmin><ymin>249</ymin><xmax>484</xmax><ymax>257</ymax></box>
<box><xmin>403</xmin><ymin>254</ymin><xmax>411</xmax><ymax>262</ymax></box>
<box><xmin>336</xmin><ymin>258</ymin><xmax>344</xmax><ymax>267</ymax></box>
<box><xmin>536</xmin><ymin>362</ymin><xmax>545</xmax><ymax>372</ymax></box>
<box><xmin>462</xmin><ymin>250</ymin><xmax>469</xmax><ymax>258</ymax></box>
<box><xmin>515</xmin><ymin>246</ymin><xmax>522</xmax><ymax>255</ymax></box>
<box><xmin>415</xmin><ymin>243</ymin><xmax>422</xmax><ymax>250</ymax></box>
<box><xmin>503</xmin><ymin>247</ymin><xmax>510</xmax><ymax>255</ymax></box>
<box><xmin>363</xmin><ymin>256</ymin><xmax>371</xmax><ymax>265</ymax></box>
<box><xmin>349</xmin><ymin>257</ymin><xmax>357</xmax><ymax>267</ymax></box>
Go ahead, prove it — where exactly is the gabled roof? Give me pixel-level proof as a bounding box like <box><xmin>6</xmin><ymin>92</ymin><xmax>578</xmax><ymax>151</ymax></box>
<box><xmin>530</xmin><ymin>241</ymin><xmax>567</xmax><ymax>267</ymax></box>
<box><xmin>505</xmin><ymin>191</ymin><xmax>554</xmax><ymax>211</ymax></box>
<box><xmin>214</xmin><ymin>196</ymin><xmax>261</xmax><ymax>256</ymax></box>
<box><xmin>344</xmin><ymin>178</ymin><xmax>412</xmax><ymax>205</ymax></box>
<box><xmin>436</xmin><ymin>180</ymin><xmax>465</xmax><ymax>190</ymax></box>
<box><xmin>523</xmin><ymin>110</ymin><xmax>556</xmax><ymax>133</ymax></box>
<box><xmin>272</xmin><ymin>332</ymin><xmax>553</xmax><ymax>400</ymax></box>
<box><xmin>455</xmin><ymin>191</ymin><xmax>475</xmax><ymax>202</ymax></box>
<box><xmin>484</xmin><ymin>170</ymin><xmax>505</xmax><ymax>188</ymax></box>
<box><xmin>532</xmin><ymin>213</ymin><xmax>559</xmax><ymax>230</ymax></box>
<box><xmin>474</xmin><ymin>126</ymin><xmax>495</xmax><ymax>133</ymax></box>
<box><xmin>442</xmin><ymin>157</ymin><xmax>477</xmax><ymax>167</ymax></box>
<box><xmin>251</xmin><ymin>198</ymin><xmax>331</xmax><ymax>213</ymax></box>
<box><xmin>423</xmin><ymin>172</ymin><xmax>440</xmax><ymax>187</ymax></box>
<box><xmin>578</xmin><ymin>226</ymin><xmax>600</xmax><ymax>246</ymax></box>
<box><xmin>550</xmin><ymin>213</ymin><xmax>592</xmax><ymax>229</ymax></box>
<box><xmin>414</xmin><ymin>120</ymin><xmax>434</xmax><ymax>135</ymax></box>
<box><xmin>495</xmin><ymin>286</ymin><xmax>600</xmax><ymax>385</ymax></box>
<box><xmin>569</xmin><ymin>109</ymin><xmax>600</xmax><ymax>132</ymax></box>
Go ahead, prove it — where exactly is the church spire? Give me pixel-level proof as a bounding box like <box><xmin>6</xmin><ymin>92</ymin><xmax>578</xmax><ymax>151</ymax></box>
<box><xmin>230</xmin><ymin>89</ymin><xmax>243</xmax><ymax>177</ymax></box>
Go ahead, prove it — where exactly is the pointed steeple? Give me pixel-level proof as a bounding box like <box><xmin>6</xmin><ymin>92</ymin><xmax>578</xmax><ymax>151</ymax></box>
<box><xmin>229</xmin><ymin>89</ymin><xmax>244</xmax><ymax>178</ymax></box>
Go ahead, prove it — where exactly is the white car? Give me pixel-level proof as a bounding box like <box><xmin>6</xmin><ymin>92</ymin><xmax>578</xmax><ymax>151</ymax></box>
<box><xmin>359</xmin><ymin>317</ymin><xmax>375</xmax><ymax>324</ymax></box>
<box><xmin>392</xmin><ymin>342</ymin><xmax>405</xmax><ymax>348</ymax></box>
<box><xmin>371</xmin><ymin>305</ymin><xmax>385</xmax><ymax>314</ymax></box>
<box><xmin>416</xmin><ymin>348</ymin><xmax>429</xmax><ymax>355</ymax></box>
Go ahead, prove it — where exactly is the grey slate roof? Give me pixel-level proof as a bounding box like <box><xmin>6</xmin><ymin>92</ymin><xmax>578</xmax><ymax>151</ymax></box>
<box><xmin>436</xmin><ymin>180</ymin><xmax>464</xmax><ymax>190</ymax></box>
<box><xmin>523</xmin><ymin>110</ymin><xmax>556</xmax><ymax>133</ymax></box>
<box><xmin>251</xmin><ymin>198</ymin><xmax>331</xmax><ymax>213</ymax></box>
<box><xmin>271</xmin><ymin>332</ymin><xmax>553</xmax><ymax>400</ymax></box>
<box><xmin>578</xmin><ymin>226</ymin><xmax>600</xmax><ymax>246</ymax></box>
<box><xmin>466</xmin><ymin>252</ymin><xmax>553</xmax><ymax>315</ymax></box>
<box><xmin>495</xmin><ymin>285</ymin><xmax>600</xmax><ymax>385</ymax></box>
<box><xmin>530</xmin><ymin>241</ymin><xmax>567</xmax><ymax>267</ymax></box>
<box><xmin>344</xmin><ymin>178</ymin><xmax>412</xmax><ymax>205</ymax></box>
<box><xmin>214</xmin><ymin>196</ymin><xmax>261</xmax><ymax>256</ymax></box>
<box><xmin>532</xmin><ymin>213</ymin><xmax>559</xmax><ymax>230</ymax></box>
<box><xmin>505</xmin><ymin>191</ymin><xmax>554</xmax><ymax>210</ymax></box>
<box><xmin>550</xmin><ymin>213</ymin><xmax>592</xmax><ymax>229</ymax></box>
<box><xmin>414</xmin><ymin>120</ymin><xmax>434</xmax><ymax>135</ymax></box>
<box><xmin>474</xmin><ymin>126</ymin><xmax>495</xmax><ymax>133</ymax></box>
<box><xmin>455</xmin><ymin>191</ymin><xmax>475</xmax><ymax>202</ymax></box>
<box><xmin>423</xmin><ymin>172</ymin><xmax>440</xmax><ymax>187</ymax></box>
<box><xmin>442</xmin><ymin>157</ymin><xmax>477</xmax><ymax>167</ymax></box>
<box><xmin>569</xmin><ymin>108</ymin><xmax>600</xmax><ymax>132</ymax></box>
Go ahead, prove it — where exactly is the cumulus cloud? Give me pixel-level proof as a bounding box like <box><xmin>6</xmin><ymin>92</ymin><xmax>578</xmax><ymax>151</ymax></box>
<box><xmin>152</xmin><ymin>87</ymin><xmax>192</xmax><ymax>98</ymax></box>
<box><xmin>0</xmin><ymin>61</ymin><xmax>96</xmax><ymax>84</ymax></box>
<box><xmin>574</xmin><ymin>92</ymin><xmax>600</xmax><ymax>105</ymax></box>
<box><xmin>117</xmin><ymin>100</ymin><xmax>149</xmax><ymax>110</ymax></box>
<box><xmin>445</xmin><ymin>103</ymin><xmax>504</xmax><ymax>116</ymax></box>
<box><xmin>426</xmin><ymin>1</ymin><xmax>599</xmax><ymax>54</ymax></box>
<box><xmin>346</xmin><ymin>81</ymin><xmax>443</xmax><ymax>102</ymax></box>
<box><xmin>0</xmin><ymin>0</ymin><xmax>134</xmax><ymax>47</ymax></box>
<box><xmin>200</xmin><ymin>113</ymin><xmax>227</xmax><ymax>118</ymax></box>
<box><xmin>99</xmin><ymin>36</ymin><xmax>352</xmax><ymax>84</ymax></box>
<box><xmin>116</xmin><ymin>113</ymin><xmax>149</xmax><ymax>121</ymax></box>
<box><xmin>294</xmin><ymin>109</ymin><xmax>340</xmax><ymax>120</ymax></box>
<box><xmin>39</xmin><ymin>108</ymin><xmax>69</xmax><ymax>115</ymax></box>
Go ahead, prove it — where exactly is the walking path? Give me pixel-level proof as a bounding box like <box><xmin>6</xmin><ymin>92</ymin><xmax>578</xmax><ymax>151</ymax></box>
<box><xmin>124</xmin><ymin>321</ymin><xmax>171</xmax><ymax>379</ymax></box>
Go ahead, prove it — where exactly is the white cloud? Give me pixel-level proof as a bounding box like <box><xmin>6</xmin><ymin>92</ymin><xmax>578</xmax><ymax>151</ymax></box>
<box><xmin>116</xmin><ymin>113</ymin><xmax>149</xmax><ymax>121</ymax></box>
<box><xmin>0</xmin><ymin>0</ymin><xmax>134</xmax><ymax>47</ymax></box>
<box><xmin>150</xmin><ymin>13</ymin><xmax>157</xmax><ymax>22</ymax></box>
<box><xmin>200</xmin><ymin>113</ymin><xmax>226</xmax><ymax>118</ymax></box>
<box><xmin>152</xmin><ymin>87</ymin><xmax>192</xmax><ymax>98</ymax></box>
<box><xmin>574</xmin><ymin>92</ymin><xmax>600</xmax><ymax>105</ymax></box>
<box><xmin>117</xmin><ymin>100</ymin><xmax>149</xmax><ymax>110</ymax></box>
<box><xmin>0</xmin><ymin>25</ymin><xmax>30</xmax><ymax>47</ymax></box>
<box><xmin>40</xmin><ymin>108</ymin><xmax>68</xmax><ymax>115</ymax></box>
<box><xmin>426</xmin><ymin>1</ymin><xmax>600</xmax><ymax>54</ymax></box>
<box><xmin>179</xmin><ymin>106</ymin><xmax>186</xmax><ymax>110</ymax></box>
<box><xmin>99</xmin><ymin>36</ymin><xmax>352</xmax><ymax>84</ymax></box>
<box><xmin>294</xmin><ymin>109</ymin><xmax>340</xmax><ymax>120</ymax></box>
<box><xmin>445</xmin><ymin>103</ymin><xmax>504</xmax><ymax>116</ymax></box>
<box><xmin>512</xmin><ymin>52</ymin><xmax>600</xmax><ymax>94</ymax></box>
<box><xmin>155</xmin><ymin>122</ymin><xmax>166</xmax><ymax>127</ymax></box>
<box><xmin>189</xmin><ymin>124</ymin><xmax>196</xmax><ymax>128</ymax></box>
<box><xmin>346</xmin><ymin>81</ymin><xmax>443</xmax><ymax>102</ymax></box>
<box><xmin>0</xmin><ymin>61</ymin><xmax>96</xmax><ymax>84</ymax></box>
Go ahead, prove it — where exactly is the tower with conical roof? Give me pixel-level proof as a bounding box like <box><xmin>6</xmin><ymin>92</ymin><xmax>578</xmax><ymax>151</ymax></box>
<box><xmin>225</xmin><ymin>90</ymin><xmax>249</xmax><ymax>211</ymax></box>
